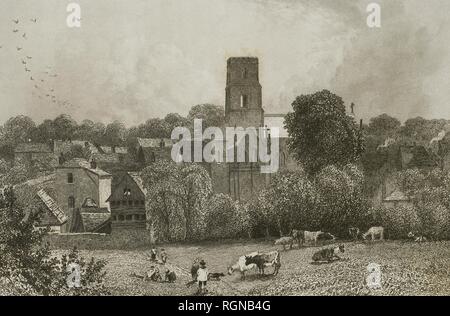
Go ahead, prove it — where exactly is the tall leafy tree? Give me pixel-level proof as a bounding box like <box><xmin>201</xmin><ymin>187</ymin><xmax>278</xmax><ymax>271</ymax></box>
<box><xmin>285</xmin><ymin>90</ymin><xmax>364</xmax><ymax>175</ymax></box>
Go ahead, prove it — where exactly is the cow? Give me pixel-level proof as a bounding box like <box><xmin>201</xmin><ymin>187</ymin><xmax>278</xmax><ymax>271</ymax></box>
<box><xmin>348</xmin><ymin>227</ymin><xmax>360</xmax><ymax>240</ymax></box>
<box><xmin>363</xmin><ymin>226</ymin><xmax>384</xmax><ymax>241</ymax></box>
<box><xmin>304</xmin><ymin>230</ymin><xmax>335</xmax><ymax>246</ymax></box>
<box><xmin>312</xmin><ymin>244</ymin><xmax>345</xmax><ymax>263</ymax></box>
<box><xmin>244</xmin><ymin>251</ymin><xmax>281</xmax><ymax>276</ymax></box>
<box><xmin>407</xmin><ymin>231</ymin><xmax>427</xmax><ymax>243</ymax></box>
<box><xmin>291</xmin><ymin>229</ymin><xmax>305</xmax><ymax>247</ymax></box>
<box><xmin>274</xmin><ymin>236</ymin><xmax>295</xmax><ymax>250</ymax></box>
<box><xmin>227</xmin><ymin>252</ymin><xmax>259</xmax><ymax>279</ymax></box>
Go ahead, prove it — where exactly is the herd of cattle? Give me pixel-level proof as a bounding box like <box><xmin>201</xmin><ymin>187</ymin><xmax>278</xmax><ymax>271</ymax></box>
<box><xmin>184</xmin><ymin>225</ymin><xmax>427</xmax><ymax>286</ymax></box>
<box><xmin>224</xmin><ymin>226</ymin><xmax>387</xmax><ymax>279</ymax></box>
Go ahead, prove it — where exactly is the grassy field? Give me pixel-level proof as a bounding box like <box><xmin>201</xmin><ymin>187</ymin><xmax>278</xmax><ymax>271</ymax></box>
<box><xmin>51</xmin><ymin>237</ymin><xmax>450</xmax><ymax>296</ymax></box>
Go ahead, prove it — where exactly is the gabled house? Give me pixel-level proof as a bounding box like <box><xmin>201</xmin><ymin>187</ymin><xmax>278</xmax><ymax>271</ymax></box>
<box><xmin>107</xmin><ymin>172</ymin><xmax>146</xmax><ymax>230</ymax></box>
<box><xmin>54</xmin><ymin>158</ymin><xmax>112</xmax><ymax>233</ymax></box>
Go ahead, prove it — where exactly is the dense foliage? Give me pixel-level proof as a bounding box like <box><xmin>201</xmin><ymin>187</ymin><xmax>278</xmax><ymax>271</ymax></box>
<box><xmin>0</xmin><ymin>187</ymin><xmax>109</xmax><ymax>295</ymax></box>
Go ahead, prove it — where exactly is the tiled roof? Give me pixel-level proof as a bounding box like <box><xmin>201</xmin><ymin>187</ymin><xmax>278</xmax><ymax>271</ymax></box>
<box><xmin>384</xmin><ymin>190</ymin><xmax>410</xmax><ymax>202</ymax></box>
<box><xmin>36</xmin><ymin>189</ymin><xmax>68</xmax><ymax>224</ymax></box>
<box><xmin>137</xmin><ymin>137</ymin><xmax>173</xmax><ymax>148</ymax></box>
<box><xmin>128</xmin><ymin>172</ymin><xmax>147</xmax><ymax>195</ymax></box>
<box><xmin>15</xmin><ymin>143</ymin><xmax>52</xmax><ymax>153</ymax></box>
<box><xmin>59</xmin><ymin>158</ymin><xmax>111</xmax><ymax>177</ymax></box>
<box><xmin>91</xmin><ymin>153</ymin><xmax>121</xmax><ymax>164</ymax></box>
<box><xmin>114</xmin><ymin>147</ymin><xmax>128</xmax><ymax>154</ymax></box>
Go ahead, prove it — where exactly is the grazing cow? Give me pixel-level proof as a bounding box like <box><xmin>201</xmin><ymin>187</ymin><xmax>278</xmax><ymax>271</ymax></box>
<box><xmin>274</xmin><ymin>236</ymin><xmax>295</xmax><ymax>250</ymax></box>
<box><xmin>312</xmin><ymin>244</ymin><xmax>345</xmax><ymax>263</ymax></box>
<box><xmin>363</xmin><ymin>226</ymin><xmax>384</xmax><ymax>241</ymax></box>
<box><xmin>227</xmin><ymin>252</ymin><xmax>259</xmax><ymax>279</ymax></box>
<box><xmin>244</xmin><ymin>251</ymin><xmax>281</xmax><ymax>276</ymax></box>
<box><xmin>348</xmin><ymin>227</ymin><xmax>360</xmax><ymax>240</ymax></box>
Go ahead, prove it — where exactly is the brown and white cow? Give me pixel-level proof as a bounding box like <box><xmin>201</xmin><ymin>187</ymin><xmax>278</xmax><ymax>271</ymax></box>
<box><xmin>244</xmin><ymin>251</ymin><xmax>281</xmax><ymax>276</ymax></box>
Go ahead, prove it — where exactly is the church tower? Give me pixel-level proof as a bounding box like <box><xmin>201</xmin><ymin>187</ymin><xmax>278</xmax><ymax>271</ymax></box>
<box><xmin>225</xmin><ymin>57</ymin><xmax>264</xmax><ymax>128</ymax></box>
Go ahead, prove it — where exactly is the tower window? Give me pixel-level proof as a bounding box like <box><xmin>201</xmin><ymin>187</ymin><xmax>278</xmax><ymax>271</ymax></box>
<box><xmin>240</xmin><ymin>95</ymin><xmax>248</xmax><ymax>108</ymax></box>
<box><xmin>67</xmin><ymin>173</ymin><xmax>74</xmax><ymax>184</ymax></box>
<box><xmin>242</xmin><ymin>69</ymin><xmax>248</xmax><ymax>79</ymax></box>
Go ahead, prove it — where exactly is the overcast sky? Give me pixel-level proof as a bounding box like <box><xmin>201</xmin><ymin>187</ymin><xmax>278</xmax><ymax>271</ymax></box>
<box><xmin>0</xmin><ymin>0</ymin><xmax>449</xmax><ymax>126</ymax></box>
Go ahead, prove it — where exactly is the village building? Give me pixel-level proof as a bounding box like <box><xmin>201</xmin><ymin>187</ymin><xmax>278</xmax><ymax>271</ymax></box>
<box><xmin>14</xmin><ymin>142</ymin><xmax>57</xmax><ymax>169</ymax></box>
<box><xmin>382</xmin><ymin>189</ymin><xmax>413</xmax><ymax>209</ymax></box>
<box><xmin>107</xmin><ymin>172</ymin><xmax>146</xmax><ymax>230</ymax></box>
<box><xmin>54</xmin><ymin>158</ymin><xmax>112</xmax><ymax>233</ymax></box>
<box><xmin>136</xmin><ymin>137</ymin><xmax>173</xmax><ymax>166</ymax></box>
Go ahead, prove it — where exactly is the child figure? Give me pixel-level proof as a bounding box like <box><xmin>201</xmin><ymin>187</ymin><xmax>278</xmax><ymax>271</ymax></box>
<box><xmin>150</xmin><ymin>247</ymin><xmax>157</xmax><ymax>261</ymax></box>
<box><xmin>197</xmin><ymin>260</ymin><xmax>208</xmax><ymax>294</ymax></box>
<box><xmin>160</xmin><ymin>248</ymin><xmax>168</xmax><ymax>264</ymax></box>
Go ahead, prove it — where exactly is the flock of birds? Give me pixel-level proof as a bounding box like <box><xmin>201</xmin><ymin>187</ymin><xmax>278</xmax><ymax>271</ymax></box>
<box><xmin>1</xmin><ymin>17</ymin><xmax>75</xmax><ymax>110</ymax></box>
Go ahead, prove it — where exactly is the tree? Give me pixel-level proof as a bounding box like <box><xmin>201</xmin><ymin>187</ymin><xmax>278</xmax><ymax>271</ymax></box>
<box><xmin>315</xmin><ymin>164</ymin><xmax>369</xmax><ymax>236</ymax></box>
<box><xmin>366</xmin><ymin>114</ymin><xmax>401</xmax><ymax>140</ymax></box>
<box><xmin>53</xmin><ymin>114</ymin><xmax>78</xmax><ymax>141</ymax></box>
<box><xmin>285</xmin><ymin>90</ymin><xmax>365</xmax><ymax>176</ymax></box>
<box><xmin>104</xmin><ymin>120</ymin><xmax>127</xmax><ymax>145</ymax></box>
<box><xmin>188</xmin><ymin>104</ymin><xmax>225</xmax><ymax>129</ymax></box>
<box><xmin>180</xmin><ymin>164</ymin><xmax>212</xmax><ymax>240</ymax></box>
<box><xmin>0</xmin><ymin>187</ymin><xmax>109</xmax><ymax>295</ymax></box>
<box><xmin>141</xmin><ymin>161</ymin><xmax>212</xmax><ymax>242</ymax></box>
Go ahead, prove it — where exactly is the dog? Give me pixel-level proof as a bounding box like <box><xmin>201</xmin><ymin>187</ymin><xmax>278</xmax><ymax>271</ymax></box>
<box><xmin>208</xmin><ymin>272</ymin><xmax>225</xmax><ymax>281</ymax></box>
<box><xmin>312</xmin><ymin>244</ymin><xmax>345</xmax><ymax>263</ymax></box>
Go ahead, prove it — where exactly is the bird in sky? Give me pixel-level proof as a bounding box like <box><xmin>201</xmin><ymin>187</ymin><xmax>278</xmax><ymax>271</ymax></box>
<box><xmin>22</xmin><ymin>33</ymin><xmax>26</xmax><ymax>39</ymax></box>
<box><xmin>41</xmin><ymin>79</ymin><xmax>44</xmax><ymax>82</ymax></box>
<box><xmin>22</xmin><ymin>60</ymin><xmax>26</xmax><ymax>64</ymax></box>
<box><xmin>17</xmin><ymin>47</ymin><xmax>22</xmax><ymax>51</ymax></box>
<box><xmin>26</xmin><ymin>56</ymin><xmax>32</xmax><ymax>59</ymax></box>
<box><xmin>12</xmin><ymin>19</ymin><xmax>19</xmax><ymax>24</ymax></box>
<box><xmin>30</xmin><ymin>18</ymin><xmax>37</xmax><ymax>23</ymax></box>
<box><xmin>30</xmin><ymin>76</ymin><xmax>34</xmax><ymax>80</ymax></box>
<box><xmin>13</xmin><ymin>29</ymin><xmax>19</xmax><ymax>33</ymax></box>
<box><xmin>34</xmin><ymin>85</ymin><xmax>39</xmax><ymax>89</ymax></box>
<box><xmin>25</xmin><ymin>67</ymin><xmax>30</xmax><ymax>72</ymax></box>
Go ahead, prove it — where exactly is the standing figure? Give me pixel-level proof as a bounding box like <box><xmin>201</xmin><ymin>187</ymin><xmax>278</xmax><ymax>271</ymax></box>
<box><xmin>160</xmin><ymin>248</ymin><xmax>168</xmax><ymax>264</ymax></box>
<box><xmin>150</xmin><ymin>247</ymin><xmax>157</xmax><ymax>261</ymax></box>
<box><xmin>197</xmin><ymin>260</ymin><xmax>209</xmax><ymax>295</ymax></box>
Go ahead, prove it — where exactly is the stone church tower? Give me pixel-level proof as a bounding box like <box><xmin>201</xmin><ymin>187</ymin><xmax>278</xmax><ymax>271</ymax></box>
<box><xmin>225</xmin><ymin>57</ymin><xmax>264</xmax><ymax>128</ymax></box>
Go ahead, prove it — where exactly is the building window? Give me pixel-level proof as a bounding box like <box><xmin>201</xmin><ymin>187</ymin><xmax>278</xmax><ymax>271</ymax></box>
<box><xmin>133</xmin><ymin>214</ymin><xmax>140</xmax><ymax>221</ymax></box>
<box><xmin>125</xmin><ymin>215</ymin><xmax>132</xmax><ymax>221</ymax></box>
<box><xmin>141</xmin><ymin>214</ymin><xmax>146</xmax><ymax>221</ymax></box>
<box><xmin>68</xmin><ymin>196</ymin><xmax>75</xmax><ymax>209</ymax></box>
<box><xmin>128</xmin><ymin>200</ymin><xmax>133</xmax><ymax>206</ymax></box>
<box><xmin>140</xmin><ymin>200</ymin><xmax>145</xmax><ymax>206</ymax></box>
<box><xmin>121</xmin><ymin>200</ymin><xmax>127</xmax><ymax>206</ymax></box>
<box><xmin>242</xmin><ymin>68</ymin><xmax>248</xmax><ymax>79</ymax></box>
<box><xmin>240</xmin><ymin>95</ymin><xmax>248</xmax><ymax>108</ymax></box>
<box><xmin>134</xmin><ymin>200</ymin><xmax>140</xmax><ymax>206</ymax></box>
<box><xmin>67</xmin><ymin>173</ymin><xmax>74</xmax><ymax>184</ymax></box>
<box><xmin>118</xmin><ymin>215</ymin><xmax>124</xmax><ymax>221</ymax></box>
<box><xmin>123</xmin><ymin>188</ymin><xmax>131</xmax><ymax>197</ymax></box>
<box><xmin>112</xmin><ymin>215</ymin><xmax>117</xmax><ymax>221</ymax></box>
